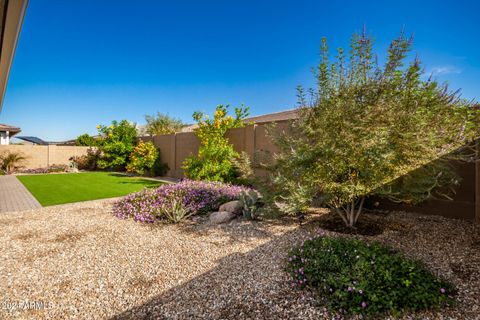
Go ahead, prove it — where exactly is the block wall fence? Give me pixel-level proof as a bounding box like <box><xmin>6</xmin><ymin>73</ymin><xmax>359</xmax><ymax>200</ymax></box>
<box><xmin>0</xmin><ymin>145</ymin><xmax>90</xmax><ymax>169</ymax></box>
<box><xmin>140</xmin><ymin>121</ymin><xmax>291</xmax><ymax>179</ymax></box>
<box><xmin>143</xmin><ymin>121</ymin><xmax>480</xmax><ymax>223</ymax></box>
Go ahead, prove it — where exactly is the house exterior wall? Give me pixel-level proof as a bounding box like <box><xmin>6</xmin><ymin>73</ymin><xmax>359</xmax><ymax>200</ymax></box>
<box><xmin>0</xmin><ymin>131</ymin><xmax>8</xmax><ymax>145</ymax></box>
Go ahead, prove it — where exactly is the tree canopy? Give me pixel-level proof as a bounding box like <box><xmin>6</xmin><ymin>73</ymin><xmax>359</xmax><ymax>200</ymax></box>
<box><xmin>144</xmin><ymin>112</ymin><xmax>185</xmax><ymax>136</ymax></box>
<box><xmin>270</xmin><ymin>29</ymin><xmax>480</xmax><ymax>227</ymax></box>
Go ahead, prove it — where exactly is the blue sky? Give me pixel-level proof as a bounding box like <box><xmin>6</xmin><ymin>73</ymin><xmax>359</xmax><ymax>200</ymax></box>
<box><xmin>1</xmin><ymin>0</ymin><xmax>479</xmax><ymax>141</ymax></box>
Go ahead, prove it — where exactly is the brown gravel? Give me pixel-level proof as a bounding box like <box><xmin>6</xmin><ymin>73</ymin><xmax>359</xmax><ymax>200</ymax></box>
<box><xmin>0</xmin><ymin>200</ymin><xmax>479</xmax><ymax>319</ymax></box>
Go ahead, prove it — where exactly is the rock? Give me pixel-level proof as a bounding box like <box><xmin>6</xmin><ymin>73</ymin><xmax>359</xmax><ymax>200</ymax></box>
<box><xmin>209</xmin><ymin>211</ymin><xmax>236</xmax><ymax>224</ymax></box>
<box><xmin>219</xmin><ymin>200</ymin><xmax>243</xmax><ymax>215</ymax></box>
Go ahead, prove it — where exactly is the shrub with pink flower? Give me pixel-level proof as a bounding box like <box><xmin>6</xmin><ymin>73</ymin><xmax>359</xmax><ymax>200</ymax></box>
<box><xmin>112</xmin><ymin>179</ymin><xmax>249</xmax><ymax>223</ymax></box>
<box><xmin>286</xmin><ymin>234</ymin><xmax>452</xmax><ymax>316</ymax></box>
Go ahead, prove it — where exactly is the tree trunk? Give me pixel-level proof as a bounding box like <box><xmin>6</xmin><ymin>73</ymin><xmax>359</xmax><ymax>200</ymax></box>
<box><xmin>335</xmin><ymin>197</ymin><xmax>365</xmax><ymax>228</ymax></box>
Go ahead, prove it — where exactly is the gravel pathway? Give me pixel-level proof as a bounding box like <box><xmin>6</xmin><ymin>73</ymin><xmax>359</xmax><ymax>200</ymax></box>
<box><xmin>0</xmin><ymin>199</ymin><xmax>479</xmax><ymax>319</ymax></box>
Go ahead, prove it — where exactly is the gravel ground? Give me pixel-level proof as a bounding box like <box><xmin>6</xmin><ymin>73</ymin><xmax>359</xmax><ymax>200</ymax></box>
<box><xmin>0</xmin><ymin>199</ymin><xmax>479</xmax><ymax>319</ymax></box>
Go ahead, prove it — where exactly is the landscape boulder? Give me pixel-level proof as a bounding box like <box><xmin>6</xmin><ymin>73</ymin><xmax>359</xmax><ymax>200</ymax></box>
<box><xmin>209</xmin><ymin>211</ymin><xmax>236</xmax><ymax>224</ymax></box>
<box><xmin>218</xmin><ymin>200</ymin><xmax>242</xmax><ymax>215</ymax></box>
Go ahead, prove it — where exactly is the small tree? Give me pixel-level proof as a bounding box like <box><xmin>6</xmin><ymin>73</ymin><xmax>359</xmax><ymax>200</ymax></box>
<box><xmin>0</xmin><ymin>151</ymin><xmax>26</xmax><ymax>174</ymax></box>
<box><xmin>182</xmin><ymin>105</ymin><xmax>249</xmax><ymax>182</ymax></box>
<box><xmin>126</xmin><ymin>141</ymin><xmax>159</xmax><ymax>175</ymax></box>
<box><xmin>97</xmin><ymin>120</ymin><xmax>138</xmax><ymax>170</ymax></box>
<box><xmin>270</xmin><ymin>29</ymin><xmax>480</xmax><ymax>227</ymax></box>
<box><xmin>144</xmin><ymin>112</ymin><xmax>185</xmax><ymax>136</ymax></box>
<box><xmin>75</xmin><ymin>133</ymin><xmax>97</xmax><ymax>146</ymax></box>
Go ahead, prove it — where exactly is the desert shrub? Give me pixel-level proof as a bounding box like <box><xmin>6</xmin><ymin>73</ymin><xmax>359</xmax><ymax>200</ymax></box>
<box><xmin>97</xmin><ymin>120</ymin><xmax>138</xmax><ymax>170</ymax></box>
<box><xmin>287</xmin><ymin>235</ymin><xmax>452</xmax><ymax>316</ymax></box>
<box><xmin>47</xmin><ymin>164</ymin><xmax>68</xmax><ymax>173</ymax></box>
<box><xmin>126</xmin><ymin>141</ymin><xmax>159</xmax><ymax>175</ymax></box>
<box><xmin>75</xmin><ymin>133</ymin><xmax>97</xmax><ymax>146</ymax></box>
<box><xmin>144</xmin><ymin>112</ymin><xmax>185</xmax><ymax>136</ymax></box>
<box><xmin>159</xmin><ymin>197</ymin><xmax>195</xmax><ymax>223</ymax></box>
<box><xmin>112</xmin><ymin>179</ymin><xmax>248</xmax><ymax>223</ymax></box>
<box><xmin>0</xmin><ymin>151</ymin><xmax>26</xmax><ymax>174</ymax></box>
<box><xmin>20</xmin><ymin>168</ymin><xmax>48</xmax><ymax>174</ymax></box>
<box><xmin>269</xmin><ymin>29</ymin><xmax>480</xmax><ymax>226</ymax></box>
<box><xmin>183</xmin><ymin>105</ymin><xmax>249</xmax><ymax>183</ymax></box>
<box><xmin>239</xmin><ymin>189</ymin><xmax>262</xmax><ymax>219</ymax></box>
<box><xmin>232</xmin><ymin>151</ymin><xmax>255</xmax><ymax>185</ymax></box>
<box><xmin>70</xmin><ymin>148</ymin><xmax>101</xmax><ymax>170</ymax></box>
<box><xmin>20</xmin><ymin>164</ymin><xmax>68</xmax><ymax>174</ymax></box>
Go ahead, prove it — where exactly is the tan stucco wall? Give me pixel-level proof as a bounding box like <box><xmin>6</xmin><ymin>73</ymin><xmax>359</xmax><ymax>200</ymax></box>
<box><xmin>174</xmin><ymin>132</ymin><xmax>200</xmax><ymax>177</ymax></box>
<box><xmin>154</xmin><ymin>134</ymin><xmax>176</xmax><ymax>176</ymax></box>
<box><xmin>146</xmin><ymin>120</ymin><xmax>292</xmax><ymax>179</ymax></box>
<box><xmin>0</xmin><ymin>145</ymin><xmax>91</xmax><ymax>169</ymax></box>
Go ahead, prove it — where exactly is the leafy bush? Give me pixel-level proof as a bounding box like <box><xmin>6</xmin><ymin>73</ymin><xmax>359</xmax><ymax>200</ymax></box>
<box><xmin>70</xmin><ymin>148</ymin><xmax>101</xmax><ymax>171</ymax></box>
<box><xmin>112</xmin><ymin>179</ymin><xmax>249</xmax><ymax>223</ymax></box>
<box><xmin>75</xmin><ymin>133</ymin><xmax>98</xmax><ymax>146</ymax></box>
<box><xmin>270</xmin><ymin>29</ymin><xmax>480</xmax><ymax>226</ymax></box>
<box><xmin>126</xmin><ymin>141</ymin><xmax>159</xmax><ymax>175</ymax></box>
<box><xmin>232</xmin><ymin>151</ymin><xmax>255</xmax><ymax>185</ymax></box>
<box><xmin>286</xmin><ymin>236</ymin><xmax>451</xmax><ymax>316</ymax></box>
<box><xmin>0</xmin><ymin>151</ymin><xmax>26</xmax><ymax>174</ymax></box>
<box><xmin>96</xmin><ymin>120</ymin><xmax>138</xmax><ymax>170</ymax></box>
<box><xmin>183</xmin><ymin>105</ymin><xmax>249</xmax><ymax>183</ymax></box>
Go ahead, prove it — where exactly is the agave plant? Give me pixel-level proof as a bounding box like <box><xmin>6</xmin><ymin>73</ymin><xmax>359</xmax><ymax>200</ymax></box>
<box><xmin>0</xmin><ymin>152</ymin><xmax>27</xmax><ymax>174</ymax></box>
<box><xmin>161</xmin><ymin>197</ymin><xmax>194</xmax><ymax>223</ymax></box>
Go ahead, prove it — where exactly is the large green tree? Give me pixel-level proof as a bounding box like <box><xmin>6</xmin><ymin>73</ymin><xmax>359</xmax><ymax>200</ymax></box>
<box><xmin>270</xmin><ymin>29</ymin><xmax>480</xmax><ymax>227</ymax></box>
<box><xmin>144</xmin><ymin>112</ymin><xmax>185</xmax><ymax>136</ymax></box>
<box><xmin>97</xmin><ymin>120</ymin><xmax>138</xmax><ymax>170</ymax></box>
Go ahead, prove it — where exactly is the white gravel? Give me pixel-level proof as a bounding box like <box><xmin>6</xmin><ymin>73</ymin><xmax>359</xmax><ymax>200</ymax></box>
<box><xmin>0</xmin><ymin>200</ymin><xmax>479</xmax><ymax>319</ymax></box>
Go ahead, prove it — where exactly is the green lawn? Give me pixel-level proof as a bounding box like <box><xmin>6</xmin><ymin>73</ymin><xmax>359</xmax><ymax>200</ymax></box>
<box><xmin>17</xmin><ymin>172</ymin><xmax>162</xmax><ymax>206</ymax></box>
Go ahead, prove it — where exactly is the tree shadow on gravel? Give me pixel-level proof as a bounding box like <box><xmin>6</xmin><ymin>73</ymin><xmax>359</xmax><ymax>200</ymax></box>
<box><xmin>110</xmin><ymin>223</ymin><xmax>321</xmax><ymax>320</ymax></box>
<box><xmin>306</xmin><ymin>208</ymin><xmax>418</xmax><ymax>236</ymax></box>
<box><xmin>174</xmin><ymin>215</ymin><xmax>307</xmax><ymax>243</ymax></box>
<box><xmin>110</xmin><ymin>212</ymin><xmax>480</xmax><ymax>320</ymax></box>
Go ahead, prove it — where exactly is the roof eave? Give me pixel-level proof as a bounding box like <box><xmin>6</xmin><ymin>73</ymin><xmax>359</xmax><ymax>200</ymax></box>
<box><xmin>0</xmin><ymin>0</ymin><xmax>28</xmax><ymax>112</ymax></box>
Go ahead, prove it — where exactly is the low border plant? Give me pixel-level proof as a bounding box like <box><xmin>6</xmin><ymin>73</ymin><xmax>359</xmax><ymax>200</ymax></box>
<box><xmin>286</xmin><ymin>235</ymin><xmax>452</xmax><ymax>317</ymax></box>
<box><xmin>113</xmin><ymin>179</ymin><xmax>249</xmax><ymax>223</ymax></box>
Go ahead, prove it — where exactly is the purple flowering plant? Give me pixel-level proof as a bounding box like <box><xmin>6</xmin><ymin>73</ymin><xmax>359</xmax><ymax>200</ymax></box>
<box><xmin>112</xmin><ymin>179</ymin><xmax>249</xmax><ymax>223</ymax></box>
<box><xmin>286</xmin><ymin>234</ymin><xmax>452</xmax><ymax>316</ymax></box>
